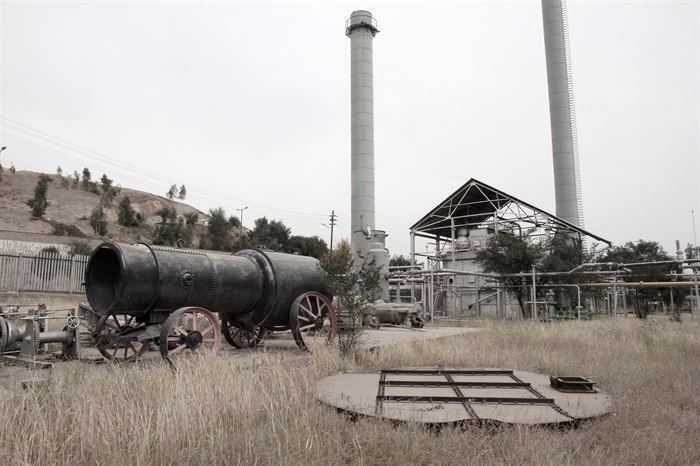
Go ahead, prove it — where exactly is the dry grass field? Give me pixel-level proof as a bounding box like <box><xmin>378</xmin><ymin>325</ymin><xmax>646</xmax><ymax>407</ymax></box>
<box><xmin>1</xmin><ymin>318</ymin><xmax>698</xmax><ymax>465</ymax></box>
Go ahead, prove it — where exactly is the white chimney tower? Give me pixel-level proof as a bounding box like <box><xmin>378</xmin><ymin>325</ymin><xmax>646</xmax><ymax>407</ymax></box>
<box><xmin>346</xmin><ymin>10</ymin><xmax>380</xmax><ymax>266</ymax></box>
<box><xmin>542</xmin><ymin>0</ymin><xmax>584</xmax><ymax>227</ymax></box>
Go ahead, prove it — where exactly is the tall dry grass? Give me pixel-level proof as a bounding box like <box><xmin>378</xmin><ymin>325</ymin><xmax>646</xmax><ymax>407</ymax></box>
<box><xmin>1</xmin><ymin>318</ymin><xmax>698</xmax><ymax>465</ymax></box>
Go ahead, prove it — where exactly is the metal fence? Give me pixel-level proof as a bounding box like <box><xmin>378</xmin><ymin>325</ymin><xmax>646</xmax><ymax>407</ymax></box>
<box><xmin>0</xmin><ymin>251</ymin><xmax>88</xmax><ymax>293</ymax></box>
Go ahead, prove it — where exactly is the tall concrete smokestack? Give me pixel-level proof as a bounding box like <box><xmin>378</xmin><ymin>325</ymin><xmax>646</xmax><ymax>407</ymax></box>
<box><xmin>542</xmin><ymin>0</ymin><xmax>584</xmax><ymax>227</ymax></box>
<box><xmin>346</xmin><ymin>10</ymin><xmax>379</xmax><ymax>266</ymax></box>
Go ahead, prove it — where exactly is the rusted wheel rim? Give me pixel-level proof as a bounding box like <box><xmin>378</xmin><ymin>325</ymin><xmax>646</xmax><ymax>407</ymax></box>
<box><xmin>160</xmin><ymin>307</ymin><xmax>221</xmax><ymax>361</ymax></box>
<box><xmin>95</xmin><ymin>313</ymin><xmax>148</xmax><ymax>362</ymax></box>
<box><xmin>222</xmin><ymin>319</ymin><xmax>264</xmax><ymax>349</ymax></box>
<box><xmin>290</xmin><ymin>291</ymin><xmax>336</xmax><ymax>352</ymax></box>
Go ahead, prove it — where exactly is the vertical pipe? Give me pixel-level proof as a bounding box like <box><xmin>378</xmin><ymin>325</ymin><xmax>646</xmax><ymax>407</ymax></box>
<box><xmin>410</xmin><ymin>230</ymin><xmax>416</xmax><ymax>266</ymax></box>
<box><xmin>496</xmin><ymin>286</ymin><xmax>502</xmax><ymax>319</ymax></box>
<box><xmin>429</xmin><ymin>262</ymin><xmax>435</xmax><ymax>322</ymax></box>
<box><xmin>576</xmin><ymin>285</ymin><xmax>581</xmax><ymax>319</ymax></box>
<box><xmin>346</xmin><ymin>11</ymin><xmax>379</xmax><ymax>268</ymax></box>
<box><xmin>612</xmin><ymin>272</ymin><xmax>618</xmax><ymax>317</ymax></box>
<box><xmin>542</xmin><ymin>0</ymin><xmax>583</xmax><ymax>227</ymax></box>
<box><xmin>692</xmin><ymin>268</ymin><xmax>699</xmax><ymax>318</ymax></box>
<box><xmin>531</xmin><ymin>266</ymin><xmax>537</xmax><ymax>319</ymax></box>
<box><xmin>475</xmin><ymin>279</ymin><xmax>480</xmax><ymax>318</ymax></box>
<box><xmin>450</xmin><ymin>218</ymin><xmax>456</xmax><ymax>269</ymax></box>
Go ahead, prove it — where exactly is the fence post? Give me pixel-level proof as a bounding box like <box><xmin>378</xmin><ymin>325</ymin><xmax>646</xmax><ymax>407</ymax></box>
<box><xmin>69</xmin><ymin>256</ymin><xmax>75</xmax><ymax>295</ymax></box>
<box><xmin>14</xmin><ymin>253</ymin><xmax>22</xmax><ymax>292</ymax></box>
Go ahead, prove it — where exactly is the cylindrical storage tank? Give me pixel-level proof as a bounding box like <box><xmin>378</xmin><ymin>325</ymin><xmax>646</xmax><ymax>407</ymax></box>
<box><xmin>85</xmin><ymin>242</ymin><xmax>331</xmax><ymax>328</ymax></box>
<box><xmin>233</xmin><ymin>250</ymin><xmax>330</xmax><ymax>329</ymax></box>
<box><xmin>85</xmin><ymin>242</ymin><xmax>263</xmax><ymax>317</ymax></box>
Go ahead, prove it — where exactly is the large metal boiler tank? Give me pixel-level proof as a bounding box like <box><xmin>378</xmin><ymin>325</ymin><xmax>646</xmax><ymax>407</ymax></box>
<box><xmin>85</xmin><ymin>242</ymin><xmax>335</xmax><ymax>361</ymax></box>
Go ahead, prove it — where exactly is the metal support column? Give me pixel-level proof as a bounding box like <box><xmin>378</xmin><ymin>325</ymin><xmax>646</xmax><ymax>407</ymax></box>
<box><xmin>410</xmin><ymin>230</ymin><xmax>416</xmax><ymax>266</ymax></box>
<box><xmin>612</xmin><ymin>272</ymin><xmax>618</xmax><ymax>317</ymax></box>
<box><xmin>450</xmin><ymin>218</ymin><xmax>456</xmax><ymax>270</ymax></box>
<box><xmin>531</xmin><ymin>266</ymin><xmax>537</xmax><ymax>320</ymax></box>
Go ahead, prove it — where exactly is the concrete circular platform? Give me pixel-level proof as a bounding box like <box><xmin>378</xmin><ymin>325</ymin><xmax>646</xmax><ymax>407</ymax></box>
<box><xmin>316</xmin><ymin>367</ymin><xmax>612</xmax><ymax>426</ymax></box>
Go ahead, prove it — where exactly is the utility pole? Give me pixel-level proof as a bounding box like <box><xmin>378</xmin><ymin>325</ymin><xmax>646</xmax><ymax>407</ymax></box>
<box><xmin>0</xmin><ymin>146</ymin><xmax>6</xmax><ymax>178</ymax></box>
<box><xmin>236</xmin><ymin>206</ymin><xmax>248</xmax><ymax>239</ymax></box>
<box><xmin>329</xmin><ymin>210</ymin><xmax>337</xmax><ymax>257</ymax></box>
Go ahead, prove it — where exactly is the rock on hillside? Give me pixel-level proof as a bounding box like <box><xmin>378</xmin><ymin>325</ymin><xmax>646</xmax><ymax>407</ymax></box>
<box><xmin>0</xmin><ymin>170</ymin><xmax>208</xmax><ymax>243</ymax></box>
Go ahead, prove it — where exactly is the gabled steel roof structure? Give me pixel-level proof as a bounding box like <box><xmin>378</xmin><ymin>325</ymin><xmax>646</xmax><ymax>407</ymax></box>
<box><xmin>409</xmin><ymin>178</ymin><xmax>609</xmax><ymax>245</ymax></box>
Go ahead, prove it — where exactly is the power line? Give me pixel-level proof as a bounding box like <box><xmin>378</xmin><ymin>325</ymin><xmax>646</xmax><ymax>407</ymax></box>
<box><xmin>0</xmin><ymin>115</ymin><xmax>331</xmax><ymax>219</ymax></box>
<box><xmin>0</xmin><ymin>131</ymin><xmax>333</xmax><ymax>230</ymax></box>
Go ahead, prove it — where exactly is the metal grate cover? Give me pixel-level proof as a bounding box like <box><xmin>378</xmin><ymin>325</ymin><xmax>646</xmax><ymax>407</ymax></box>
<box><xmin>316</xmin><ymin>367</ymin><xmax>612</xmax><ymax>426</ymax></box>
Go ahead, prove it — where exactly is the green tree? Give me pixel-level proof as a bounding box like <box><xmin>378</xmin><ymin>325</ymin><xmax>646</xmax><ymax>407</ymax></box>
<box><xmin>178</xmin><ymin>184</ymin><xmax>187</xmax><ymax>200</ymax></box>
<box><xmin>206</xmin><ymin>207</ymin><xmax>231</xmax><ymax>251</ymax></box>
<box><xmin>598</xmin><ymin>240</ymin><xmax>678</xmax><ymax>318</ymax></box>
<box><xmin>72</xmin><ymin>170</ymin><xmax>80</xmax><ymax>188</ymax></box>
<box><xmin>154</xmin><ymin>218</ymin><xmax>191</xmax><ymax>247</ymax></box>
<box><xmin>155</xmin><ymin>206</ymin><xmax>177</xmax><ymax>224</ymax></box>
<box><xmin>475</xmin><ymin>232</ymin><xmax>546</xmax><ymax>317</ymax></box>
<box><xmin>540</xmin><ymin>235</ymin><xmax>584</xmax><ymax>276</ymax></box>
<box><xmin>184</xmin><ymin>212</ymin><xmax>199</xmax><ymax>225</ymax></box>
<box><xmin>228</xmin><ymin>216</ymin><xmax>241</xmax><ymax>228</ymax></box>
<box><xmin>117</xmin><ymin>196</ymin><xmax>140</xmax><ymax>227</ymax></box>
<box><xmin>320</xmin><ymin>239</ymin><xmax>380</xmax><ymax>357</ymax></box>
<box><xmin>89</xmin><ymin>206</ymin><xmax>108</xmax><ymax>235</ymax></box>
<box><xmin>68</xmin><ymin>240</ymin><xmax>93</xmax><ymax>257</ymax></box>
<box><xmin>166</xmin><ymin>184</ymin><xmax>177</xmax><ymax>200</ymax></box>
<box><xmin>26</xmin><ymin>174</ymin><xmax>53</xmax><ymax>217</ymax></box>
<box><xmin>81</xmin><ymin>168</ymin><xmax>91</xmax><ymax>190</ymax></box>
<box><xmin>389</xmin><ymin>254</ymin><xmax>411</xmax><ymax>267</ymax></box>
<box><xmin>100</xmin><ymin>174</ymin><xmax>113</xmax><ymax>192</ymax></box>
<box><xmin>240</xmin><ymin>217</ymin><xmax>290</xmax><ymax>251</ymax></box>
<box><xmin>288</xmin><ymin>235</ymin><xmax>328</xmax><ymax>259</ymax></box>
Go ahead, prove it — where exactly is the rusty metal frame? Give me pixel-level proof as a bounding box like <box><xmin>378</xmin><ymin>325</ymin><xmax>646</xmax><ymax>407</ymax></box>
<box><xmin>375</xmin><ymin>368</ymin><xmax>575</xmax><ymax>422</ymax></box>
<box><xmin>409</xmin><ymin>178</ymin><xmax>609</xmax><ymax>245</ymax></box>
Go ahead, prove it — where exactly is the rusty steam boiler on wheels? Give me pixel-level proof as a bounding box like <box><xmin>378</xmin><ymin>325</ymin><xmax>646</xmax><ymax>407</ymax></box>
<box><xmin>84</xmin><ymin>241</ymin><xmax>336</xmax><ymax>362</ymax></box>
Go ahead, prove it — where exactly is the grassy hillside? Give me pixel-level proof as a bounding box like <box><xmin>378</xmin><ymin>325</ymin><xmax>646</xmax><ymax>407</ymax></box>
<box><xmin>0</xmin><ymin>170</ymin><xmax>208</xmax><ymax>244</ymax></box>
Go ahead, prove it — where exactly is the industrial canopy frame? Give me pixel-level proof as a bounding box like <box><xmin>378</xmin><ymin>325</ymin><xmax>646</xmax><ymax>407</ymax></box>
<box><xmin>408</xmin><ymin>178</ymin><xmax>610</xmax><ymax>265</ymax></box>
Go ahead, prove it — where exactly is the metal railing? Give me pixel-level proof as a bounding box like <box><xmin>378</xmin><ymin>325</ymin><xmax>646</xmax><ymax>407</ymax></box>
<box><xmin>0</xmin><ymin>251</ymin><xmax>88</xmax><ymax>293</ymax></box>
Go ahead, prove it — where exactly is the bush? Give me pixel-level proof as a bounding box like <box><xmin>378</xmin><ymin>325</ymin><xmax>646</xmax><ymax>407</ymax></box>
<box><xmin>206</xmin><ymin>207</ymin><xmax>230</xmax><ymax>251</ymax></box>
<box><xmin>184</xmin><ymin>213</ymin><xmax>199</xmax><ymax>225</ymax></box>
<box><xmin>81</xmin><ymin>168</ymin><xmax>91</xmax><ymax>190</ymax></box>
<box><xmin>89</xmin><ymin>207</ymin><xmax>108</xmax><ymax>236</ymax></box>
<box><xmin>117</xmin><ymin>196</ymin><xmax>140</xmax><ymax>227</ymax></box>
<box><xmin>26</xmin><ymin>174</ymin><xmax>53</xmax><ymax>218</ymax></box>
<box><xmin>320</xmin><ymin>240</ymin><xmax>380</xmax><ymax>358</ymax></box>
<box><xmin>155</xmin><ymin>206</ymin><xmax>177</xmax><ymax>224</ymax></box>
<box><xmin>68</xmin><ymin>240</ymin><xmax>93</xmax><ymax>257</ymax></box>
<box><xmin>153</xmin><ymin>218</ymin><xmax>191</xmax><ymax>247</ymax></box>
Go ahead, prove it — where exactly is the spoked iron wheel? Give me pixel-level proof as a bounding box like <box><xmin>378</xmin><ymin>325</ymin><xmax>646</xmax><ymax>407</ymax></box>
<box><xmin>289</xmin><ymin>291</ymin><xmax>336</xmax><ymax>352</ymax></box>
<box><xmin>410</xmin><ymin>315</ymin><xmax>425</xmax><ymax>329</ymax></box>
<box><xmin>94</xmin><ymin>313</ymin><xmax>148</xmax><ymax>362</ymax></box>
<box><xmin>159</xmin><ymin>307</ymin><xmax>221</xmax><ymax>362</ymax></box>
<box><xmin>222</xmin><ymin>318</ymin><xmax>265</xmax><ymax>349</ymax></box>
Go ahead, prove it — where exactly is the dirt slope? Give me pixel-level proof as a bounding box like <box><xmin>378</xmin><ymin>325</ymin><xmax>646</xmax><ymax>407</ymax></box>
<box><xmin>0</xmin><ymin>170</ymin><xmax>207</xmax><ymax>243</ymax></box>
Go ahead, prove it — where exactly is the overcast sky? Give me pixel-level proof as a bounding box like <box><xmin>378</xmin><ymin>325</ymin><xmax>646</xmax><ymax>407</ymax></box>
<box><xmin>1</xmin><ymin>0</ymin><xmax>698</xmax><ymax>256</ymax></box>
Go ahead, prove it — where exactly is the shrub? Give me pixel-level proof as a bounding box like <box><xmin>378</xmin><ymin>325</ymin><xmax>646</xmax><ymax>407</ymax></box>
<box><xmin>26</xmin><ymin>174</ymin><xmax>53</xmax><ymax>218</ymax></box>
<box><xmin>89</xmin><ymin>207</ymin><xmax>108</xmax><ymax>236</ymax></box>
<box><xmin>117</xmin><ymin>196</ymin><xmax>140</xmax><ymax>227</ymax></box>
